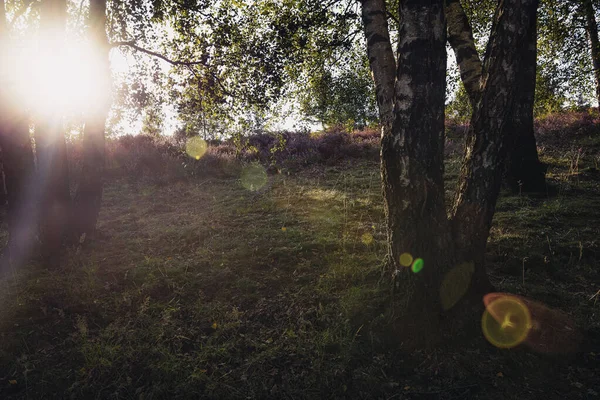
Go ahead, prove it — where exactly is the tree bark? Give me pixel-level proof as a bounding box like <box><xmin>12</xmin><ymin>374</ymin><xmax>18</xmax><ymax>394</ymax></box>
<box><xmin>0</xmin><ymin>0</ymin><xmax>37</xmax><ymax>266</ymax></box>
<box><xmin>582</xmin><ymin>0</ymin><xmax>600</xmax><ymax>110</ymax></box>
<box><xmin>359</xmin><ymin>0</ymin><xmax>396</xmax><ymax>134</ymax></box>
<box><xmin>446</xmin><ymin>0</ymin><xmax>545</xmax><ymax>192</ymax></box>
<box><xmin>35</xmin><ymin>0</ymin><xmax>71</xmax><ymax>266</ymax></box>
<box><xmin>503</xmin><ymin>9</ymin><xmax>546</xmax><ymax>192</ymax></box>
<box><xmin>362</xmin><ymin>0</ymin><xmax>538</xmax><ymax>348</ymax></box>
<box><xmin>446</xmin><ymin>0</ymin><xmax>483</xmax><ymax>105</ymax></box>
<box><xmin>452</xmin><ymin>0</ymin><xmax>540</xmax><ymax>290</ymax></box>
<box><xmin>72</xmin><ymin>0</ymin><xmax>110</xmax><ymax>241</ymax></box>
<box><xmin>385</xmin><ymin>0</ymin><xmax>451</xmax><ymax>346</ymax></box>
<box><xmin>362</xmin><ymin>0</ymin><xmax>450</xmax><ymax>347</ymax></box>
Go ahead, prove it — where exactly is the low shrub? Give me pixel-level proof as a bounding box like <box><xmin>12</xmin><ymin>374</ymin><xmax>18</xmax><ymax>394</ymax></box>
<box><xmin>68</xmin><ymin>127</ymin><xmax>382</xmax><ymax>184</ymax></box>
<box><xmin>65</xmin><ymin>110</ymin><xmax>598</xmax><ymax>184</ymax></box>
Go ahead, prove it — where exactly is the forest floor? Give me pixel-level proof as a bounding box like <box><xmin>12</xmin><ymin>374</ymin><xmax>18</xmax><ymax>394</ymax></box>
<box><xmin>1</xmin><ymin>119</ymin><xmax>600</xmax><ymax>399</ymax></box>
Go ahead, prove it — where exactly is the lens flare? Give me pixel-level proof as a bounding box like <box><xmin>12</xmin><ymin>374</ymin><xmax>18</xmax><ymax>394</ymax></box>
<box><xmin>482</xmin><ymin>295</ymin><xmax>531</xmax><ymax>349</ymax></box>
<box><xmin>186</xmin><ymin>137</ymin><xmax>208</xmax><ymax>160</ymax></box>
<box><xmin>241</xmin><ymin>163</ymin><xmax>267</xmax><ymax>191</ymax></box>
<box><xmin>484</xmin><ymin>292</ymin><xmax>581</xmax><ymax>354</ymax></box>
<box><xmin>399</xmin><ymin>253</ymin><xmax>413</xmax><ymax>267</ymax></box>
<box><xmin>411</xmin><ymin>258</ymin><xmax>424</xmax><ymax>273</ymax></box>
<box><xmin>440</xmin><ymin>262</ymin><xmax>474</xmax><ymax>310</ymax></box>
<box><xmin>361</xmin><ymin>233</ymin><xmax>373</xmax><ymax>245</ymax></box>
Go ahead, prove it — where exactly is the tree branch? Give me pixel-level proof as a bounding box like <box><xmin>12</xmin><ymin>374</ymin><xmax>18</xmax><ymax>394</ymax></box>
<box><xmin>110</xmin><ymin>40</ymin><xmax>207</xmax><ymax>67</ymax></box>
<box><xmin>111</xmin><ymin>41</ymin><xmax>240</xmax><ymax>104</ymax></box>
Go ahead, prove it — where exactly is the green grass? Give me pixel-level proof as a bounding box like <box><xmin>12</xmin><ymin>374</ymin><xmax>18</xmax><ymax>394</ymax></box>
<box><xmin>1</xmin><ymin>146</ymin><xmax>599</xmax><ymax>398</ymax></box>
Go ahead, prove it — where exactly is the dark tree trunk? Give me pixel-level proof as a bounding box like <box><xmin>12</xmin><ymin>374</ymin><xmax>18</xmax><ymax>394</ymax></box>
<box><xmin>0</xmin><ymin>116</ymin><xmax>36</xmax><ymax>265</ymax></box>
<box><xmin>503</xmin><ymin>10</ymin><xmax>546</xmax><ymax>193</ymax></box>
<box><xmin>72</xmin><ymin>0</ymin><xmax>110</xmax><ymax>241</ymax></box>
<box><xmin>0</xmin><ymin>153</ymin><xmax>6</xmax><ymax>206</ymax></box>
<box><xmin>362</xmin><ymin>0</ymin><xmax>538</xmax><ymax>348</ymax></box>
<box><xmin>383</xmin><ymin>0</ymin><xmax>450</xmax><ymax>347</ymax></box>
<box><xmin>0</xmin><ymin>0</ymin><xmax>37</xmax><ymax>266</ymax></box>
<box><xmin>35</xmin><ymin>119</ymin><xmax>71</xmax><ymax>263</ymax></box>
<box><xmin>35</xmin><ymin>0</ymin><xmax>71</xmax><ymax>266</ymax></box>
<box><xmin>452</xmin><ymin>0</ymin><xmax>540</xmax><ymax>287</ymax></box>
<box><xmin>446</xmin><ymin>0</ymin><xmax>545</xmax><ymax>193</ymax></box>
<box><xmin>582</xmin><ymin>0</ymin><xmax>600</xmax><ymax>110</ymax></box>
<box><xmin>362</xmin><ymin>0</ymin><xmax>452</xmax><ymax>347</ymax></box>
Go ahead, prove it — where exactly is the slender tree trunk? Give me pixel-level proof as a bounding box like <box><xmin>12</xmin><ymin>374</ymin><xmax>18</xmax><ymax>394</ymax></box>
<box><xmin>0</xmin><ymin>114</ymin><xmax>36</xmax><ymax>266</ymax></box>
<box><xmin>0</xmin><ymin>0</ymin><xmax>37</xmax><ymax>266</ymax></box>
<box><xmin>359</xmin><ymin>0</ymin><xmax>395</xmax><ymax>134</ymax></box>
<box><xmin>35</xmin><ymin>0</ymin><xmax>71</xmax><ymax>266</ymax></box>
<box><xmin>504</xmin><ymin>10</ymin><xmax>546</xmax><ymax>192</ymax></box>
<box><xmin>446</xmin><ymin>0</ymin><xmax>545</xmax><ymax>192</ymax></box>
<box><xmin>72</xmin><ymin>0</ymin><xmax>110</xmax><ymax>241</ymax></box>
<box><xmin>582</xmin><ymin>0</ymin><xmax>600</xmax><ymax>110</ymax></box>
<box><xmin>446</xmin><ymin>0</ymin><xmax>482</xmax><ymax>105</ymax></box>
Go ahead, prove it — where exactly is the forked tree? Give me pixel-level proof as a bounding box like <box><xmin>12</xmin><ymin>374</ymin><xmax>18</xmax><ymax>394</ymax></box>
<box><xmin>360</xmin><ymin>0</ymin><xmax>538</xmax><ymax>346</ymax></box>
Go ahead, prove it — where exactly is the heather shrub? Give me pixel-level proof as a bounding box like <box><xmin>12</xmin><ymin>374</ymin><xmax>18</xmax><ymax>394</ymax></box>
<box><xmin>535</xmin><ymin>109</ymin><xmax>600</xmax><ymax>156</ymax></box>
<box><xmin>535</xmin><ymin>110</ymin><xmax>600</xmax><ymax>137</ymax></box>
<box><xmin>64</xmin><ymin>110</ymin><xmax>600</xmax><ymax>185</ymax></box>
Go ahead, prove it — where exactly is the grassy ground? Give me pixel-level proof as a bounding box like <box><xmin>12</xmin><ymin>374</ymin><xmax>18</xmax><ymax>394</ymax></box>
<box><xmin>1</xmin><ymin>122</ymin><xmax>599</xmax><ymax>399</ymax></box>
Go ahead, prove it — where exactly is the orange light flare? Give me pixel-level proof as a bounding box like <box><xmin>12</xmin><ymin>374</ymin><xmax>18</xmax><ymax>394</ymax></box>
<box><xmin>482</xmin><ymin>292</ymin><xmax>582</xmax><ymax>354</ymax></box>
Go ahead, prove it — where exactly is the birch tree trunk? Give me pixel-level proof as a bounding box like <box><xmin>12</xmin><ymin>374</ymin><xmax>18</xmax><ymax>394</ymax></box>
<box><xmin>452</xmin><ymin>0</ymin><xmax>540</xmax><ymax>290</ymax></box>
<box><xmin>361</xmin><ymin>0</ymin><xmax>538</xmax><ymax>347</ymax></box>
<box><xmin>359</xmin><ymin>0</ymin><xmax>395</xmax><ymax>135</ymax></box>
<box><xmin>385</xmin><ymin>0</ymin><xmax>451</xmax><ymax>346</ymax></box>
<box><xmin>72</xmin><ymin>0</ymin><xmax>110</xmax><ymax>241</ymax></box>
<box><xmin>446</xmin><ymin>0</ymin><xmax>482</xmax><ymax>105</ymax></box>
<box><xmin>446</xmin><ymin>0</ymin><xmax>545</xmax><ymax>192</ymax></box>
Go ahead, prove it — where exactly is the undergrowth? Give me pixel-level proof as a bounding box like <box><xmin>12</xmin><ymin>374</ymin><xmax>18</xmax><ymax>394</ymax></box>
<box><xmin>0</xmin><ymin>113</ymin><xmax>599</xmax><ymax>399</ymax></box>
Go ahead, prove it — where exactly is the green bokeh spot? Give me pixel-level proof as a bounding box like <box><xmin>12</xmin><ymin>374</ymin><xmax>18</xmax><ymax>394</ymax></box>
<box><xmin>411</xmin><ymin>258</ymin><xmax>424</xmax><ymax>273</ymax></box>
<box><xmin>241</xmin><ymin>163</ymin><xmax>268</xmax><ymax>191</ymax></box>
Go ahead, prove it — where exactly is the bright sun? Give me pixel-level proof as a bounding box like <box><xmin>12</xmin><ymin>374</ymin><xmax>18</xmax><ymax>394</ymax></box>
<box><xmin>3</xmin><ymin>35</ymin><xmax>105</xmax><ymax>117</ymax></box>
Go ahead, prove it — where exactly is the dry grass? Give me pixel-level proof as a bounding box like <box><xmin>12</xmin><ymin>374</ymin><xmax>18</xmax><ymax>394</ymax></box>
<box><xmin>1</xmin><ymin>114</ymin><xmax>599</xmax><ymax>399</ymax></box>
